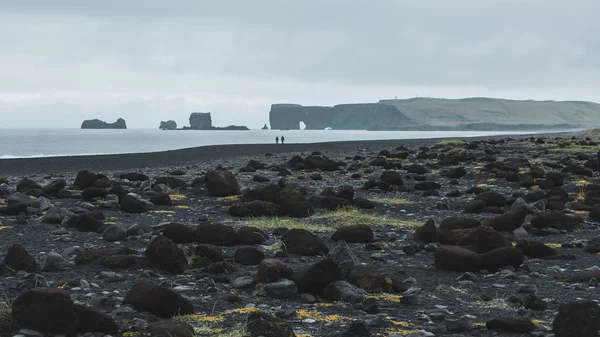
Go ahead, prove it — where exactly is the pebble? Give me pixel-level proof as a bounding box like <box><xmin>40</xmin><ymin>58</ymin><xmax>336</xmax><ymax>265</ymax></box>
<box><xmin>370</xmin><ymin>253</ymin><xmax>386</xmax><ymax>261</ymax></box>
<box><xmin>233</xmin><ymin>276</ymin><xmax>255</xmax><ymax>289</ymax></box>
<box><xmin>18</xmin><ymin>330</ymin><xmax>44</xmax><ymax>337</ymax></box>
<box><xmin>518</xmin><ymin>284</ymin><xmax>538</xmax><ymax>294</ymax></box>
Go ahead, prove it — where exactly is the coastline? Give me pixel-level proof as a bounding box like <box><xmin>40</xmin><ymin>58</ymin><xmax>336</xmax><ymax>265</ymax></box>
<box><xmin>0</xmin><ymin>131</ymin><xmax>575</xmax><ymax>176</ymax></box>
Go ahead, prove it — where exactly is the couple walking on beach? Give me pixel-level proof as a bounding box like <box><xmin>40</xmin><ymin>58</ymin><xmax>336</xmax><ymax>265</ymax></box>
<box><xmin>275</xmin><ymin>136</ymin><xmax>285</xmax><ymax>145</ymax></box>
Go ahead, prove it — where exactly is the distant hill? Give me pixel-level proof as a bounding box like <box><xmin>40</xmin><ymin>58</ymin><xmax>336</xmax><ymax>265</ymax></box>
<box><xmin>378</xmin><ymin>97</ymin><xmax>600</xmax><ymax>127</ymax></box>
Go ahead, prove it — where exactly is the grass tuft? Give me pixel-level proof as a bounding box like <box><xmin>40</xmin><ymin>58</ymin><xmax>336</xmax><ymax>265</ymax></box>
<box><xmin>372</xmin><ymin>197</ymin><xmax>413</xmax><ymax>205</ymax></box>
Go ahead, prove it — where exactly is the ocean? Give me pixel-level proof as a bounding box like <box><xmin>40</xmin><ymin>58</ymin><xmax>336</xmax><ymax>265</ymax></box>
<box><xmin>0</xmin><ymin>128</ymin><xmax>561</xmax><ymax>159</ymax></box>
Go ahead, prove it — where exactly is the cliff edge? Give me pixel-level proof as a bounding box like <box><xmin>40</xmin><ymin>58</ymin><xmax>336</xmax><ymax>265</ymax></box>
<box><xmin>269</xmin><ymin>103</ymin><xmax>417</xmax><ymax>130</ymax></box>
<box><xmin>269</xmin><ymin>97</ymin><xmax>599</xmax><ymax>130</ymax></box>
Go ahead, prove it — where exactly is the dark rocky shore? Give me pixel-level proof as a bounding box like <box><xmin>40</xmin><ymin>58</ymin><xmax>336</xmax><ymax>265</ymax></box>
<box><xmin>1</xmin><ymin>132</ymin><xmax>600</xmax><ymax>337</ymax></box>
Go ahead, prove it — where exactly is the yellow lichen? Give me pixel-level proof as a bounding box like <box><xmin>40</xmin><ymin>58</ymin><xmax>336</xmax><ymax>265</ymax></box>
<box><xmin>216</xmin><ymin>195</ymin><xmax>239</xmax><ymax>201</ymax></box>
<box><xmin>368</xmin><ymin>293</ymin><xmax>403</xmax><ymax>302</ymax></box>
<box><xmin>296</xmin><ymin>309</ymin><xmax>350</xmax><ymax>323</ymax></box>
<box><xmin>224</xmin><ymin>307</ymin><xmax>260</xmax><ymax>315</ymax></box>
<box><xmin>169</xmin><ymin>194</ymin><xmax>186</xmax><ymax>201</ymax></box>
<box><xmin>0</xmin><ymin>226</ymin><xmax>13</xmax><ymax>231</ymax></box>
<box><xmin>149</xmin><ymin>210</ymin><xmax>176</xmax><ymax>214</ymax></box>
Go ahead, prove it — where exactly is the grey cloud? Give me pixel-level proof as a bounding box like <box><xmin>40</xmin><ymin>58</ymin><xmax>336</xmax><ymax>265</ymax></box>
<box><xmin>0</xmin><ymin>1</ymin><xmax>599</xmax><ymax>128</ymax></box>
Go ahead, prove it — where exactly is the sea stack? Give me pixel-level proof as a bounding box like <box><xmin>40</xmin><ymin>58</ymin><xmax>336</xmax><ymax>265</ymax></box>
<box><xmin>159</xmin><ymin>120</ymin><xmax>177</xmax><ymax>130</ymax></box>
<box><xmin>81</xmin><ymin>118</ymin><xmax>127</xmax><ymax>129</ymax></box>
<box><xmin>189</xmin><ymin>113</ymin><xmax>213</xmax><ymax>130</ymax></box>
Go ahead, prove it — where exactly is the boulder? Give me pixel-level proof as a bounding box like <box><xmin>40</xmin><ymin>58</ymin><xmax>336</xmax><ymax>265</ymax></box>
<box><xmin>65</xmin><ymin>213</ymin><xmax>105</xmax><ymax>233</ymax></box>
<box><xmin>486</xmin><ymin>317</ymin><xmax>534</xmax><ymax>333</ymax></box>
<box><xmin>515</xmin><ymin>240</ymin><xmax>557</xmax><ymax>258</ymax></box>
<box><xmin>74</xmin><ymin>170</ymin><xmax>98</xmax><ymax>189</ymax></box>
<box><xmin>553</xmin><ymin>300</ymin><xmax>600</xmax><ymax>337</ymax></box>
<box><xmin>195</xmin><ymin>221</ymin><xmax>238</xmax><ymax>246</ymax></box>
<box><xmin>160</xmin><ymin>222</ymin><xmax>197</xmax><ymax>244</ymax></box>
<box><xmin>457</xmin><ymin>225</ymin><xmax>511</xmax><ymax>254</ymax></box>
<box><xmin>530</xmin><ymin>212</ymin><xmax>581</xmax><ymax>232</ymax></box>
<box><xmin>413</xmin><ymin>219</ymin><xmax>438</xmax><ymax>244</ymax></box>
<box><xmin>439</xmin><ymin>216</ymin><xmax>481</xmax><ymax>230</ymax></box>
<box><xmin>323</xmin><ymin>280</ymin><xmax>366</xmax><ymax>304</ymax></box>
<box><xmin>481</xmin><ymin>206</ymin><xmax>531</xmax><ymax>232</ymax></box>
<box><xmin>293</xmin><ymin>258</ymin><xmax>342</xmax><ymax>296</ymax></box>
<box><xmin>348</xmin><ymin>265</ymin><xmax>388</xmax><ymax>293</ymax></box>
<box><xmin>144</xmin><ymin>236</ymin><xmax>188</xmax><ymax>274</ymax></box>
<box><xmin>234</xmin><ymin>247</ymin><xmax>265</xmax><ymax>266</ymax></box>
<box><xmin>321</xmin><ymin>196</ymin><xmax>352</xmax><ymax>210</ymax></box>
<box><xmin>151</xmin><ymin>193</ymin><xmax>173</xmax><ymax>206</ymax></box>
<box><xmin>282</xmin><ymin>229</ymin><xmax>328</xmax><ymax>255</ymax></box>
<box><xmin>42</xmin><ymin>179</ymin><xmax>66</xmax><ymax>196</ymax></box>
<box><xmin>246</xmin><ymin>311</ymin><xmax>296</xmax><ymax>337</ymax></box>
<box><xmin>331</xmin><ymin>225</ymin><xmax>374</xmax><ymax>243</ymax></box>
<box><xmin>445</xmin><ymin>166</ymin><xmax>467</xmax><ymax>179</ymax></box>
<box><xmin>154</xmin><ymin>177</ymin><xmax>187</xmax><ymax>189</ymax></box>
<box><xmin>256</xmin><ymin>259</ymin><xmax>294</xmax><ymax>283</ymax></box>
<box><xmin>228</xmin><ymin>201</ymin><xmax>278</xmax><ymax>217</ymax></box>
<box><xmin>119</xmin><ymin>172</ymin><xmax>149</xmax><ymax>181</ymax></box>
<box><xmin>74</xmin><ymin>246</ymin><xmax>136</xmax><ymax>265</ymax></box>
<box><xmin>16</xmin><ymin>179</ymin><xmax>45</xmax><ymax>197</ymax></box>
<box><xmin>413</xmin><ymin>181</ymin><xmax>441</xmax><ymax>191</ymax></box>
<box><xmin>3</xmin><ymin>244</ymin><xmax>37</xmax><ymax>273</ymax></box>
<box><xmin>236</xmin><ymin>226</ymin><xmax>268</xmax><ymax>245</ymax></box>
<box><xmin>380</xmin><ymin>170</ymin><xmax>404</xmax><ymax>186</ymax></box>
<box><xmin>191</xmin><ymin>244</ymin><xmax>221</xmax><ymax>262</ymax></box>
<box><xmin>73</xmin><ymin>303</ymin><xmax>119</xmax><ymax>335</ymax></box>
<box><xmin>205</xmin><ymin>171</ymin><xmax>239</xmax><ymax>197</ymax></box>
<box><xmin>11</xmin><ymin>288</ymin><xmax>78</xmax><ymax>334</ymax></box>
<box><xmin>123</xmin><ymin>280</ymin><xmax>194</xmax><ymax>318</ymax></box>
<box><xmin>263</xmin><ymin>279</ymin><xmax>298</xmax><ymax>299</ymax></box>
<box><xmin>434</xmin><ymin>245</ymin><xmax>480</xmax><ymax>272</ymax></box>
<box><xmin>120</xmin><ymin>194</ymin><xmax>148</xmax><ymax>213</ymax></box>
<box><xmin>98</xmin><ymin>255</ymin><xmax>139</xmax><ymax>270</ymax></box>
<box><xmin>275</xmin><ymin>188</ymin><xmax>313</xmax><ymax>218</ymax></box>
<box><xmin>147</xmin><ymin>320</ymin><xmax>195</xmax><ymax>337</ymax></box>
<box><xmin>476</xmin><ymin>191</ymin><xmax>507</xmax><ymax>207</ymax></box>
<box><xmin>102</xmin><ymin>224</ymin><xmax>127</xmax><ymax>242</ymax></box>
<box><xmin>81</xmin><ymin>187</ymin><xmax>107</xmax><ymax>201</ymax></box>
<box><xmin>479</xmin><ymin>247</ymin><xmax>524</xmax><ymax>272</ymax></box>
<box><xmin>303</xmin><ymin>155</ymin><xmax>340</xmax><ymax>171</ymax></box>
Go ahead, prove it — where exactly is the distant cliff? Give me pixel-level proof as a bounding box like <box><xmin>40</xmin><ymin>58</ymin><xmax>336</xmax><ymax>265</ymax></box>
<box><xmin>81</xmin><ymin>118</ymin><xmax>127</xmax><ymax>129</ymax></box>
<box><xmin>378</xmin><ymin>97</ymin><xmax>600</xmax><ymax>127</ymax></box>
<box><xmin>159</xmin><ymin>120</ymin><xmax>177</xmax><ymax>130</ymax></box>
<box><xmin>269</xmin><ymin>103</ymin><xmax>417</xmax><ymax>130</ymax></box>
<box><xmin>269</xmin><ymin>98</ymin><xmax>600</xmax><ymax>130</ymax></box>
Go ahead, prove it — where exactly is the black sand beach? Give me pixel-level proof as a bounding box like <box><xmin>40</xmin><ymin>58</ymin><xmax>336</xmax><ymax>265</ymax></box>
<box><xmin>1</xmin><ymin>131</ymin><xmax>599</xmax><ymax>337</ymax></box>
<box><xmin>0</xmin><ymin>133</ymin><xmax>570</xmax><ymax>176</ymax></box>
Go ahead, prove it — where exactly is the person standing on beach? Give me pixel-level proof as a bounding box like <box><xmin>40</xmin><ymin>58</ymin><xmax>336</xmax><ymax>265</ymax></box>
<box><xmin>276</xmin><ymin>136</ymin><xmax>279</xmax><ymax>144</ymax></box>
<box><xmin>281</xmin><ymin>136</ymin><xmax>285</xmax><ymax>144</ymax></box>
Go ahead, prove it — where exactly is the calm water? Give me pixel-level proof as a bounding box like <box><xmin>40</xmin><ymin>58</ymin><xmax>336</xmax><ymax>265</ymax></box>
<box><xmin>0</xmin><ymin>128</ymin><xmax>554</xmax><ymax>158</ymax></box>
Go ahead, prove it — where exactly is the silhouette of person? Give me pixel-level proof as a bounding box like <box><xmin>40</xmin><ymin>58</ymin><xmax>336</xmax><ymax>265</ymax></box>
<box><xmin>281</xmin><ymin>136</ymin><xmax>285</xmax><ymax>145</ymax></box>
<box><xmin>276</xmin><ymin>136</ymin><xmax>279</xmax><ymax>144</ymax></box>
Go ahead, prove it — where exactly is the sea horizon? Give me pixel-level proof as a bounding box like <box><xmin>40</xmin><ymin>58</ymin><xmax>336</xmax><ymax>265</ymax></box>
<box><xmin>0</xmin><ymin>128</ymin><xmax>581</xmax><ymax>159</ymax></box>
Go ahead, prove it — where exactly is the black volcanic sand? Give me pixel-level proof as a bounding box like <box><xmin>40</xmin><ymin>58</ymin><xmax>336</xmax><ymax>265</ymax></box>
<box><xmin>1</xmin><ymin>132</ymin><xmax>599</xmax><ymax>337</ymax></box>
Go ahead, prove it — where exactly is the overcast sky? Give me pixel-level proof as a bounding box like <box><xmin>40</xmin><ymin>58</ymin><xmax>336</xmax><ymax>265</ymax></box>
<box><xmin>1</xmin><ymin>1</ymin><xmax>599</xmax><ymax>128</ymax></box>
